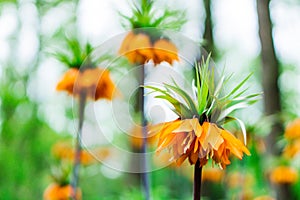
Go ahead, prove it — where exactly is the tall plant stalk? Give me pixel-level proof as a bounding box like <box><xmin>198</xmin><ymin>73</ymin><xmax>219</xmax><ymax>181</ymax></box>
<box><xmin>71</xmin><ymin>91</ymin><xmax>87</xmax><ymax>200</ymax></box>
<box><xmin>193</xmin><ymin>160</ymin><xmax>202</xmax><ymax>200</ymax></box>
<box><xmin>139</xmin><ymin>65</ymin><xmax>150</xmax><ymax>200</ymax></box>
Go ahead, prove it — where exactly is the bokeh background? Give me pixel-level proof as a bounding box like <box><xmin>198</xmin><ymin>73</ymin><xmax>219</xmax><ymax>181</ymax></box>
<box><xmin>1</xmin><ymin>0</ymin><xmax>300</xmax><ymax>199</ymax></box>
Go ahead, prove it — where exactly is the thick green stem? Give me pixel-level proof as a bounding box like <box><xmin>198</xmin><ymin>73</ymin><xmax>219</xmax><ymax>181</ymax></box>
<box><xmin>193</xmin><ymin>160</ymin><xmax>202</xmax><ymax>200</ymax></box>
<box><xmin>71</xmin><ymin>91</ymin><xmax>87</xmax><ymax>200</ymax></box>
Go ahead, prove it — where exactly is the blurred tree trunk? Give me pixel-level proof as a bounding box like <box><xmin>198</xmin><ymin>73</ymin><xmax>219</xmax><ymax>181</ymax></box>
<box><xmin>203</xmin><ymin>0</ymin><xmax>215</xmax><ymax>56</ymax></box>
<box><xmin>256</xmin><ymin>1</ymin><xmax>294</xmax><ymax>199</ymax></box>
<box><xmin>256</xmin><ymin>0</ymin><xmax>282</xmax><ymax>155</ymax></box>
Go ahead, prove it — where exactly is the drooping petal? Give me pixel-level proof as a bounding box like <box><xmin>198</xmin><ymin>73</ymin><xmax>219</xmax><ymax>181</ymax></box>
<box><xmin>153</xmin><ymin>39</ymin><xmax>179</xmax><ymax>64</ymax></box>
<box><xmin>202</xmin><ymin>122</ymin><xmax>224</xmax><ymax>151</ymax></box>
<box><xmin>176</xmin><ymin>154</ymin><xmax>189</xmax><ymax>166</ymax></box>
<box><xmin>56</xmin><ymin>68</ymin><xmax>79</xmax><ymax>94</ymax></box>
<box><xmin>119</xmin><ymin>32</ymin><xmax>135</xmax><ymax>55</ymax></box>
<box><xmin>172</xmin><ymin>119</ymin><xmax>194</xmax><ymax>133</ymax></box>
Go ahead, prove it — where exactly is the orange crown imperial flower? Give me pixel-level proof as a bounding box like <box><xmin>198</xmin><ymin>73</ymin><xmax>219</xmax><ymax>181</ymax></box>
<box><xmin>54</xmin><ymin>38</ymin><xmax>118</xmax><ymax>101</ymax></box>
<box><xmin>119</xmin><ymin>0</ymin><xmax>185</xmax><ymax>65</ymax></box>
<box><xmin>146</xmin><ymin>56</ymin><xmax>260</xmax><ymax>169</ymax></box>
<box><xmin>56</xmin><ymin>67</ymin><xmax>117</xmax><ymax>101</ymax></box>
<box><xmin>270</xmin><ymin>166</ymin><xmax>298</xmax><ymax>184</ymax></box>
<box><xmin>119</xmin><ymin>31</ymin><xmax>179</xmax><ymax>65</ymax></box>
<box><xmin>150</xmin><ymin>119</ymin><xmax>250</xmax><ymax>169</ymax></box>
<box><xmin>43</xmin><ymin>162</ymin><xmax>81</xmax><ymax>200</ymax></box>
<box><xmin>43</xmin><ymin>183</ymin><xmax>82</xmax><ymax>200</ymax></box>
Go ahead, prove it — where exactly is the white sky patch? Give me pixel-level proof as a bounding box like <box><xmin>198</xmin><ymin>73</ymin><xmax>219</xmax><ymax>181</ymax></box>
<box><xmin>213</xmin><ymin>0</ymin><xmax>260</xmax><ymax>57</ymax></box>
<box><xmin>0</xmin><ymin>4</ymin><xmax>18</xmax><ymax>62</ymax></box>
<box><xmin>41</xmin><ymin>3</ymin><xmax>74</xmax><ymax>36</ymax></box>
<box><xmin>272</xmin><ymin>0</ymin><xmax>300</xmax><ymax>66</ymax></box>
<box><xmin>78</xmin><ymin>0</ymin><xmax>129</xmax><ymax>44</ymax></box>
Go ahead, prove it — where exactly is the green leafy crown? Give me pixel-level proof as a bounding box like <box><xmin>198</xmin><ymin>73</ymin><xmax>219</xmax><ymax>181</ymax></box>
<box><xmin>120</xmin><ymin>0</ymin><xmax>186</xmax><ymax>30</ymax></box>
<box><xmin>145</xmin><ymin>55</ymin><xmax>261</xmax><ymax>143</ymax></box>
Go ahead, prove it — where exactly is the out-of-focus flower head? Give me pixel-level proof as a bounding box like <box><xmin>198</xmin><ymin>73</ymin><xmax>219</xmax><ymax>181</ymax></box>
<box><xmin>54</xmin><ymin>38</ymin><xmax>118</xmax><ymax>100</ymax></box>
<box><xmin>52</xmin><ymin>141</ymin><xmax>111</xmax><ymax>166</ymax></box>
<box><xmin>270</xmin><ymin>166</ymin><xmax>298</xmax><ymax>184</ymax></box>
<box><xmin>43</xmin><ymin>161</ymin><xmax>81</xmax><ymax>200</ymax></box>
<box><xmin>253</xmin><ymin>195</ymin><xmax>275</xmax><ymax>200</ymax></box>
<box><xmin>226</xmin><ymin>171</ymin><xmax>254</xmax><ymax>189</ymax></box>
<box><xmin>147</xmin><ymin>56</ymin><xmax>260</xmax><ymax>169</ymax></box>
<box><xmin>202</xmin><ymin>166</ymin><xmax>224</xmax><ymax>183</ymax></box>
<box><xmin>284</xmin><ymin>118</ymin><xmax>300</xmax><ymax>140</ymax></box>
<box><xmin>43</xmin><ymin>184</ymin><xmax>81</xmax><ymax>200</ymax></box>
<box><xmin>283</xmin><ymin>138</ymin><xmax>300</xmax><ymax>158</ymax></box>
<box><xmin>119</xmin><ymin>0</ymin><xmax>186</xmax><ymax>65</ymax></box>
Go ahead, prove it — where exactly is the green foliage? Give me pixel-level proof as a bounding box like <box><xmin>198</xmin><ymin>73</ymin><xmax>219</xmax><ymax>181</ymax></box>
<box><xmin>0</xmin><ymin>73</ymin><xmax>60</xmax><ymax>199</ymax></box>
<box><xmin>120</xmin><ymin>0</ymin><xmax>186</xmax><ymax>30</ymax></box>
<box><xmin>52</xmin><ymin>38</ymin><xmax>93</xmax><ymax>69</ymax></box>
<box><xmin>146</xmin><ymin>56</ymin><xmax>260</xmax><ymax>125</ymax></box>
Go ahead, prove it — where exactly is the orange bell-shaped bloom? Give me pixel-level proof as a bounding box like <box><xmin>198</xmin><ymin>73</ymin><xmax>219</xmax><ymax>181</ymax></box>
<box><xmin>149</xmin><ymin>119</ymin><xmax>250</xmax><ymax>169</ymax></box>
<box><xmin>270</xmin><ymin>166</ymin><xmax>298</xmax><ymax>184</ymax></box>
<box><xmin>43</xmin><ymin>184</ymin><xmax>82</xmax><ymax>200</ymax></box>
<box><xmin>119</xmin><ymin>31</ymin><xmax>179</xmax><ymax>65</ymax></box>
<box><xmin>56</xmin><ymin>68</ymin><xmax>117</xmax><ymax>101</ymax></box>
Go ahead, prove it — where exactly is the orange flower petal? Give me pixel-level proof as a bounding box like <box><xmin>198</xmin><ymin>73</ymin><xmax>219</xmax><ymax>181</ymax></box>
<box><xmin>119</xmin><ymin>32</ymin><xmax>135</xmax><ymax>55</ymax></box>
<box><xmin>153</xmin><ymin>39</ymin><xmax>179</xmax><ymax>64</ymax></box>
<box><xmin>202</xmin><ymin>123</ymin><xmax>224</xmax><ymax>151</ymax></box>
<box><xmin>188</xmin><ymin>150</ymin><xmax>199</xmax><ymax>165</ymax></box>
<box><xmin>176</xmin><ymin>154</ymin><xmax>189</xmax><ymax>166</ymax></box>
<box><xmin>56</xmin><ymin>68</ymin><xmax>79</xmax><ymax>94</ymax></box>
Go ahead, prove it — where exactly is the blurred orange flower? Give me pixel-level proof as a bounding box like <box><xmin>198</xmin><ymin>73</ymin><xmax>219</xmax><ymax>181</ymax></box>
<box><xmin>202</xmin><ymin>167</ymin><xmax>224</xmax><ymax>182</ymax></box>
<box><xmin>284</xmin><ymin>118</ymin><xmax>300</xmax><ymax>140</ymax></box>
<box><xmin>227</xmin><ymin>171</ymin><xmax>254</xmax><ymax>189</ymax></box>
<box><xmin>270</xmin><ymin>166</ymin><xmax>298</xmax><ymax>184</ymax></box>
<box><xmin>56</xmin><ymin>68</ymin><xmax>117</xmax><ymax>101</ymax></box>
<box><xmin>149</xmin><ymin>119</ymin><xmax>250</xmax><ymax>169</ymax></box>
<box><xmin>254</xmin><ymin>195</ymin><xmax>275</xmax><ymax>200</ymax></box>
<box><xmin>119</xmin><ymin>31</ymin><xmax>179</xmax><ymax>65</ymax></box>
<box><xmin>43</xmin><ymin>183</ymin><xmax>81</xmax><ymax>200</ymax></box>
<box><xmin>283</xmin><ymin>138</ymin><xmax>300</xmax><ymax>158</ymax></box>
<box><xmin>52</xmin><ymin>142</ymin><xmax>110</xmax><ymax>166</ymax></box>
<box><xmin>129</xmin><ymin>125</ymin><xmax>158</xmax><ymax>149</ymax></box>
